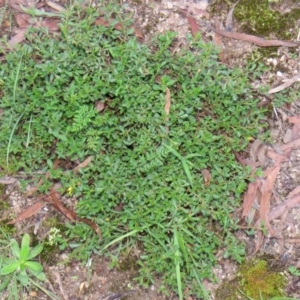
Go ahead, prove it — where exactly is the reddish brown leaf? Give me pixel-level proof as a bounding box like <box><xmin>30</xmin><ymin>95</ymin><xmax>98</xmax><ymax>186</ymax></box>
<box><xmin>193</xmin><ymin>8</ymin><xmax>210</xmax><ymax>19</ymax></box>
<box><xmin>48</xmin><ymin>187</ymin><xmax>102</xmax><ymax>239</ymax></box>
<box><xmin>214</xmin><ymin>20</ymin><xmax>225</xmax><ymax>63</ymax></box>
<box><xmin>8</xmin><ymin>28</ymin><xmax>27</xmax><ymax>48</ymax></box>
<box><xmin>165</xmin><ymin>87</ymin><xmax>171</xmax><ymax>117</ymax></box>
<box><xmin>95</xmin><ymin>101</ymin><xmax>105</xmax><ymax>112</ymax></box>
<box><xmin>78</xmin><ymin>217</ymin><xmax>102</xmax><ymax>239</ymax></box>
<box><xmin>7</xmin><ymin>200</ymin><xmax>45</xmax><ymax>224</ymax></box>
<box><xmin>40</xmin><ymin>18</ymin><xmax>61</xmax><ymax>31</ymax></box>
<box><xmin>186</xmin><ymin>14</ymin><xmax>200</xmax><ymax>37</ymax></box>
<box><xmin>210</xmin><ymin>27</ymin><xmax>300</xmax><ymax>47</ymax></box>
<box><xmin>289</xmin><ymin>115</ymin><xmax>300</xmax><ymax>141</ymax></box>
<box><xmin>73</xmin><ymin>156</ymin><xmax>93</xmax><ymax>174</ymax></box>
<box><xmin>289</xmin><ymin>115</ymin><xmax>300</xmax><ymax>124</ymax></box>
<box><xmin>269</xmin><ymin>192</ymin><xmax>300</xmax><ymax>222</ymax></box>
<box><xmin>268</xmin><ymin>73</ymin><xmax>300</xmax><ymax>94</ymax></box>
<box><xmin>287</xmin><ymin>186</ymin><xmax>300</xmax><ymax>198</ymax></box>
<box><xmin>14</xmin><ymin>13</ymin><xmax>30</xmax><ymax>28</ymax></box>
<box><xmin>280</xmin><ymin>138</ymin><xmax>300</xmax><ymax>151</ymax></box>
<box><xmin>46</xmin><ymin>0</ymin><xmax>66</xmax><ymax>12</ymax></box>
<box><xmin>234</xmin><ymin>151</ymin><xmax>249</xmax><ymax>167</ymax></box>
<box><xmin>259</xmin><ymin>152</ymin><xmax>286</xmax><ymax>235</ymax></box>
<box><xmin>48</xmin><ymin>188</ymin><xmax>76</xmax><ymax>220</ymax></box>
<box><xmin>241</xmin><ymin>179</ymin><xmax>261</xmax><ymax>219</ymax></box>
<box><xmin>8</xmin><ymin>0</ymin><xmax>30</xmax><ymax>12</ymax></box>
<box><xmin>252</xmin><ymin>231</ymin><xmax>264</xmax><ymax>256</ymax></box>
<box><xmin>201</xmin><ymin>169</ymin><xmax>211</xmax><ymax>187</ymax></box>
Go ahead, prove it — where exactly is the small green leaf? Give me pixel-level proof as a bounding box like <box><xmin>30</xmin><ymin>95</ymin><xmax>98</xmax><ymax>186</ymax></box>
<box><xmin>30</xmin><ymin>270</ymin><xmax>46</xmax><ymax>281</ymax></box>
<box><xmin>17</xmin><ymin>272</ymin><xmax>29</xmax><ymax>286</ymax></box>
<box><xmin>20</xmin><ymin>234</ymin><xmax>30</xmax><ymax>261</ymax></box>
<box><xmin>0</xmin><ymin>262</ymin><xmax>20</xmax><ymax>275</ymax></box>
<box><xmin>10</xmin><ymin>239</ymin><xmax>20</xmax><ymax>259</ymax></box>
<box><xmin>0</xmin><ymin>273</ymin><xmax>13</xmax><ymax>292</ymax></box>
<box><xmin>182</xmin><ymin>160</ymin><xmax>193</xmax><ymax>187</ymax></box>
<box><xmin>28</xmin><ymin>243</ymin><xmax>43</xmax><ymax>260</ymax></box>
<box><xmin>24</xmin><ymin>261</ymin><xmax>43</xmax><ymax>273</ymax></box>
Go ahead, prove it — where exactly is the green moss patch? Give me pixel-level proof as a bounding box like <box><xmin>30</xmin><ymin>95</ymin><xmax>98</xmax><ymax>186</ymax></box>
<box><xmin>234</xmin><ymin>0</ymin><xmax>300</xmax><ymax>40</ymax></box>
<box><xmin>216</xmin><ymin>258</ymin><xmax>287</xmax><ymax>300</ymax></box>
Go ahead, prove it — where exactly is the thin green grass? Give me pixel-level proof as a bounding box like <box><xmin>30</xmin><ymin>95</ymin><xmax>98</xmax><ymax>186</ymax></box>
<box><xmin>6</xmin><ymin>112</ymin><xmax>24</xmax><ymax>170</ymax></box>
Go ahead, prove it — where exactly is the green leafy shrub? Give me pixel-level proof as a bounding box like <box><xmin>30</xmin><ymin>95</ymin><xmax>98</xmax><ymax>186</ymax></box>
<box><xmin>0</xmin><ymin>3</ymin><xmax>266</xmax><ymax>297</ymax></box>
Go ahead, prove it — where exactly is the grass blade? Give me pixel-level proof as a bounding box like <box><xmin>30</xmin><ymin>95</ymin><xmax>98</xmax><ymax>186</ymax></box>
<box><xmin>173</xmin><ymin>228</ymin><xmax>183</xmax><ymax>300</ymax></box>
<box><xmin>6</xmin><ymin>113</ymin><xmax>24</xmax><ymax>170</ymax></box>
<box><xmin>13</xmin><ymin>55</ymin><xmax>22</xmax><ymax>105</ymax></box>
<box><xmin>25</xmin><ymin>114</ymin><xmax>33</xmax><ymax>148</ymax></box>
<box><xmin>102</xmin><ymin>229</ymin><xmax>139</xmax><ymax>252</ymax></box>
<box><xmin>29</xmin><ymin>278</ymin><xmax>61</xmax><ymax>300</ymax></box>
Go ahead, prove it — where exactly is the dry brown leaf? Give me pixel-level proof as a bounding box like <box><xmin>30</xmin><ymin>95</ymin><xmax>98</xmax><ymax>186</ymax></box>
<box><xmin>73</xmin><ymin>156</ymin><xmax>93</xmax><ymax>174</ymax></box>
<box><xmin>46</xmin><ymin>0</ymin><xmax>66</xmax><ymax>12</ymax></box>
<box><xmin>287</xmin><ymin>186</ymin><xmax>300</xmax><ymax>198</ymax></box>
<box><xmin>286</xmin><ymin>239</ymin><xmax>300</xmax><ymax>244</ymax></box>
<box><xmin>186</xmin><ymin>14</ymin><xmax>200</xmax><ymax>37</ymax></box>
<box><xmin>259</xmin><ymin>153</ymin><xmax>285</xmax><ymax>234</ymax></box>
<box><xmin>289</xmin><ymin>115</ymin><xmax>300</xmax><ymax>124</ymax></box>
<box><xmin>52</xmin><ymin>271</ymin><xmax>68</xmax><ymax>300</ymax></box>
<box><xmin>193</xmin><ymin>8</ymin><xmax>210</xmax><ymax>19</ymax></box>
<box><xmin>214</xmin><ymin>19</ymin><xmax>225</xmax><ymax>63</ymax></box>
<box><xmin>49</xmin><ymin>187</ymin><xmax>102</xmax><ymax>239</ymax></box>
<box><xmin>40</xmin><ymin>18</ymin><xmax>61</xmax><ymax>31</ymax></box>
<box><xmin>201</xmin><ymin>169</ymin><xmax>211</xmax><ymax>187</ymax></box>
<box><xmin>251</xmin><ymin>230</ymin><xmax>264</xmax><ymax>256</ymax></box>
<box><xmin>8</xmin><ymin>0</ymin><xmax>31</xmax><ymax>12</ymax></box>
<box><xmin>269</xmin><ymin>192</ymin><xmax>300</xmax><ymax>221</ymax></box>
<box><xmin>280</xmin><ymin>137</ymin><xmax>300</xmax><ymax>151</ymax></box>
<box><xmin>7</xmin><ymin>200</ymin><xmax>45</xmax><ymax>224</ymax></box>
<box><xmin>78</xmin><ymin>216</ymin><xmax>102</xmax><ymax>239</ymax></box>
<box><xmin>165</xmin><ymin>87</ymin><xmax>171</xmax><ymax>117</ymax></box>
<box><xmin>234</xmin><ymin>151</ymin><xmax>249</xmax><ymax>167</ymax></box>
<box><xmin>48</xmin><ymin>188</ymin><xmax>76</xmax><ymax>220</ymax></box>
<box><xmin>8</xmin><ymin>28</ymin><xmax>27</xmax><ymax>48</ymax></box>
<box><xmin>249</xmin><ymin>139</ymin><xmax>262</xmax><ymax>164</ymax></box>
<box><xmin>275</xmin><ymin>208</ymin><xmax>289</xmax><ymax>235</ymax></box>
<box><xmin>241</xmin><ymin>179</ymin><xmax>261</xmax><ymax>219</ymax></box>
<box><xmin>95</xmin><ymin>101</ymin><xmax>105</xmax><ymax>112</ymax></box>
<box><xmin>0</xmin><ymin>177</ymin><xmax>18</xmax><ymax>184</ymax></box>
<box><xmin>209</xmin><ymin>26</ymin><xmax>300</xmax><ymax>47</ymax></box>
<box><xmin>268</xmin><ymin>73</ymin><xmax>300</xmax><ymax>94</ymax></box>
<box><xmin>14</xmin><ymin>13</ymin><xmax>30</xmax><ymax>28</ymax></box>
<box><xmin>289</xmin><ymin>115</ymin><xmax>300</xmax><ymax>141</ymax></box>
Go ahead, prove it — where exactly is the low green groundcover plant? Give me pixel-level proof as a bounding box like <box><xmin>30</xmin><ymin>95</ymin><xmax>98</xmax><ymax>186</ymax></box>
<box><xmin>0</xmin><ymin>231</ymin><xmax>58</xmax><ymax>299</ymax></box>
<box><xmin>0</xmin><ymin>3</ymin><xmax>267</xmax><ymax>298</ymax></box>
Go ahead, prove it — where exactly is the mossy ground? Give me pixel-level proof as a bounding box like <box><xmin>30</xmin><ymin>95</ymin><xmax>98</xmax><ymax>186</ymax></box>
<box><xmin>210</xmin><ymin>0</ymin><xmax>300</xmax><ymax>40</ymax></box>
<box><xmin>235</xmin><ymin>0</ymin><xmax>300</xmax><ymax>40</ymax></box>
<box><xmin>216</xmin><ymin>257</ymin><xmax>287</xmax><ymax>300</ymax></box>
